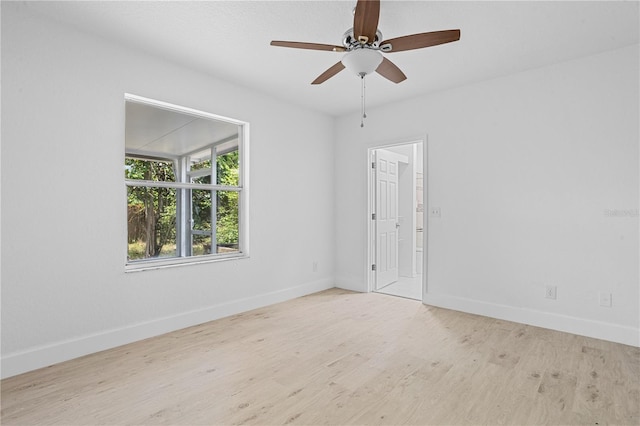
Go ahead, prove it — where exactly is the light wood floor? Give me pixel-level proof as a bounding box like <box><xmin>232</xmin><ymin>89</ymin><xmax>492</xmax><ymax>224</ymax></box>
<box><xmin>376</xmin><ymin>275</ymin><xmax>422</xmax><ymax>300</ymax></box>
<box><xmin>2</xmin><ymin>289</ymin><xmax>639</xmax><ymax>425</ymax></box>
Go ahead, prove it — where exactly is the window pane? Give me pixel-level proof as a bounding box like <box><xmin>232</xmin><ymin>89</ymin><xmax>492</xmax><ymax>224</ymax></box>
<box><xmin>190</xmin><ymin>148</ymin><xmax>210</xmax><ymax>170</ymax></box>
<box><xmin>191</xmin><ymin>189</ymin><xmax>212</xmax><ymax>231</ymax></box>
<box><xmin>216</xmin><ymin>190</ymin><xmax>239</xmax><ymax>253</ymax></box>
<box><xmin>191</xmin><ymin>189</ymin><xmax>213</xmax><ymax>256</ymax></box>
<box><xmin>217</xmin><ymin>150</ymin><xmax>239</xmax><ymax>186</ymax></box>
<box><xmin>191</xmin><ymin>190</ymin><xmax>239</xmax><ymax>255</ymax></box>
<box><xmin>189</xmin><ymin>149</ymin><xmax>213</xmax><ymax>185</ymax></box>
<box><xmin>125</xmin><ymin>158</ymin><xmax>175</xmax><ymax>182</ymax></box>
<box><xmin>192</xmin><ymin>234</ymin><xmax>213</xmax><ymax>256</ymax></box>
<box><xmin>191</xmin><ymin>173</ymin><xmax>212</xmax><ymax>185</ymax></box>
<box><xmin>127</xmin><ymin>186</ymin><xmax>177</xmax><ymax>260</ymax></box>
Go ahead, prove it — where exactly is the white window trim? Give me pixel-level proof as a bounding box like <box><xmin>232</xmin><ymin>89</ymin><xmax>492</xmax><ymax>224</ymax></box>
<box><xmin>124</xmin><ymin>94</ymin><xmax>250</xmax><ymax>272</ymax></box>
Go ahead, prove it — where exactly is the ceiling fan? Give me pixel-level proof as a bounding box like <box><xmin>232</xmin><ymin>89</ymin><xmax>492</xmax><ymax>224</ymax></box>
<box><xmin>270</xmin><ymin>0</ymin><xmax>460</xmax><ymax>125</ymax></box>
<box><xmin>271</xmin><ymin>0</ymin><xmax>460</xmax><ymax>85</ymax></box>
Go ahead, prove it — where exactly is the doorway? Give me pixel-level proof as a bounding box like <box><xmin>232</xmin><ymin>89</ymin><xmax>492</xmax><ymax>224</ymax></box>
<box><xmin>368</xmin><ymin>141</ymin><xmax>425</xmax><ymax>301</ymax></box>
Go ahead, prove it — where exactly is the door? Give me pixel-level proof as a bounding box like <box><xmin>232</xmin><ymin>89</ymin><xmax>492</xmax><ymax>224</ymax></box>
<box><xmin>374</xmin><ymin>149</ymin><xmax>400</xmax><ymax>289</ymax></box>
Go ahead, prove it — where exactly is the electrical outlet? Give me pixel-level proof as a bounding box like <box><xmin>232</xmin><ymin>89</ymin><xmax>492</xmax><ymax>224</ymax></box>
<box><xmin>545</xmin><ymin>285</ymin><xmax>557</xmax><ymax>300</ymax></box>
<box><xmin>599</xmin><ymin>292</ymin><xmax>612</xmax><ymax>307</ymax></box>
<box><xmin>312</xmin><ymin>261</ymin><xmax>318</xmax><ymax>273</ymax></box>
<box><xmin>430</xmin><ymin>207</ymin><xmax>441</xmax><ymax>217</ymax></box>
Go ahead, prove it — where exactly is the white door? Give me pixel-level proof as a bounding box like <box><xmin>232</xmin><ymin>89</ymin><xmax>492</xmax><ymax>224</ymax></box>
<box><xmin>375</xmin><ymin>149</ymin><xmax>400</xmax><ymax>289</ymax></box>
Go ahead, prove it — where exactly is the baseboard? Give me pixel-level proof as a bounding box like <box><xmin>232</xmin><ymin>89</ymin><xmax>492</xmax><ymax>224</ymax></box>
<box><xmin>423</xmin><ymin>293</ymin><xmax>640</xmax><ymax>347</ymax></box>
<box><xmin>1</xmin><ymin>278</ymin><xmax>335</xmax><ymax>379</ymax></box>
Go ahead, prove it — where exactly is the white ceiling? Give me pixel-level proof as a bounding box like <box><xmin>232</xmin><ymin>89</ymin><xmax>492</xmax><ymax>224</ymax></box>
<box><xmin>26</xmin><ymin>1</ymin><xmax>640</xmax><ymax>117</ymax></box>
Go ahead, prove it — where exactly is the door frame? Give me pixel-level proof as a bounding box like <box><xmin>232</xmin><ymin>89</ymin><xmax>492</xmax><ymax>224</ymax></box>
<box><xmin>366</xmin><ymin>137</ymin><xmax>428</xmax><ymax>302</ymax></box>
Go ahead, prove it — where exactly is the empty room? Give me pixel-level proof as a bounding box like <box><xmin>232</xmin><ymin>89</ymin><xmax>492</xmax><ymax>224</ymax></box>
<box><xmin>1</xmin><ymin>1</ymin><xmax>638</xmax><ymax>425</ymax></box>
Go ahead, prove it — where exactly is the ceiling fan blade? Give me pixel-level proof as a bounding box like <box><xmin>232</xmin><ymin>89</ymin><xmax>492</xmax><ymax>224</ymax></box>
<box><xmin>271</xmin><ymin>41</ymin><xmax>345</xmax><ymax>52</ymax></box>
<box><xmin>376</xmin><ymin>57</ymin><xmax>407</xmax><ymax>83</ymax></box>
<box><xmin>381</xmin><ymin>29</ymin><xmax>460</xmax><ymax>53</ymax></box>
<box><xmin>311</xmin><ymin>62</ymin><xmax>346</xmax><ymax>85</ymax></box>
<box><xmin>353</xmin><ymin>0</ymin><xmax>380</xmax><ymax>44</ymax></box>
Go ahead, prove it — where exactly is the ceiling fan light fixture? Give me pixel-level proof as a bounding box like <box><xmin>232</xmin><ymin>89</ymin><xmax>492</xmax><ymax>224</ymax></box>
<box><xmin>341</xmin><ymin>48</ymin><xmax>383</xmax><ymax>77</ymax></box>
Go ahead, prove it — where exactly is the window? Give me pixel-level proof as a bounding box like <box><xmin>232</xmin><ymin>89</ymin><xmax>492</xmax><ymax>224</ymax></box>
<box><xmin>124</xmin><ymin>94</ymin><xmax>249</xmax><ymax>270</ymax></box>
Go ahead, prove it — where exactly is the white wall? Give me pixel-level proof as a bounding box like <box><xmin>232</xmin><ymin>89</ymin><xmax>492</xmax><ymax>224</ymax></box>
<box><xmin>334</xmin><ymin>45</ymin><xmax>639</xmax><ymax>346</ymax></box>
<box><xmin>1</xmin><ymin>3</ymin><xmax>335</xmax><ymax>378</ymax></box>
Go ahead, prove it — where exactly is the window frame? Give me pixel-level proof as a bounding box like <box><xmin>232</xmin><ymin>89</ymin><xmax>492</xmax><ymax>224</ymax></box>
<box><xmin>124</xmin><ymin>94</ymin><xmax>250</xmax><ymax>272</ymax></box>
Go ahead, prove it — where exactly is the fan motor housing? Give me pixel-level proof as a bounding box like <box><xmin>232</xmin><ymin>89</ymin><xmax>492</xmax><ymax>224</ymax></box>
<box><xmin>342</xmin><ymin>28</ymin><xmax>383</xmax><ymax>50</ymax></box>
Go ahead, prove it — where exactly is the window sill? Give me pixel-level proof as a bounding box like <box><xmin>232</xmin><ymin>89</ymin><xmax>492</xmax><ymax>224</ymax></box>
<box><xmin>125</xmin><ymin>252</ymin><xmax>249</xmax><ymax>273</ymax></box>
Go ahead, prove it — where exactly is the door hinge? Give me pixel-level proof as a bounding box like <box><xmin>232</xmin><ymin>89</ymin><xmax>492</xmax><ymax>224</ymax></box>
<box><xmin>371</xmin><ymin>161</ymin><xmax>376</xmax><ymax>169</ymax></box>
<box><xmin>371</xmin><ymin>264</ymin><xmax>376</xmax><ymax>271</ymax></box>
<box><xmin>372</xmin><ymin>213</ymin><xmax>376</xmax><ymax>220</ymax></box>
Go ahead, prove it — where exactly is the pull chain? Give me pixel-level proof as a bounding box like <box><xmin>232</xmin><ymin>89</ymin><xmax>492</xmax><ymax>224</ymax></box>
<box><xmin>360</xmin><ymin>73</ymin><xmax>367</xmax><ymax>128</ymax></box>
